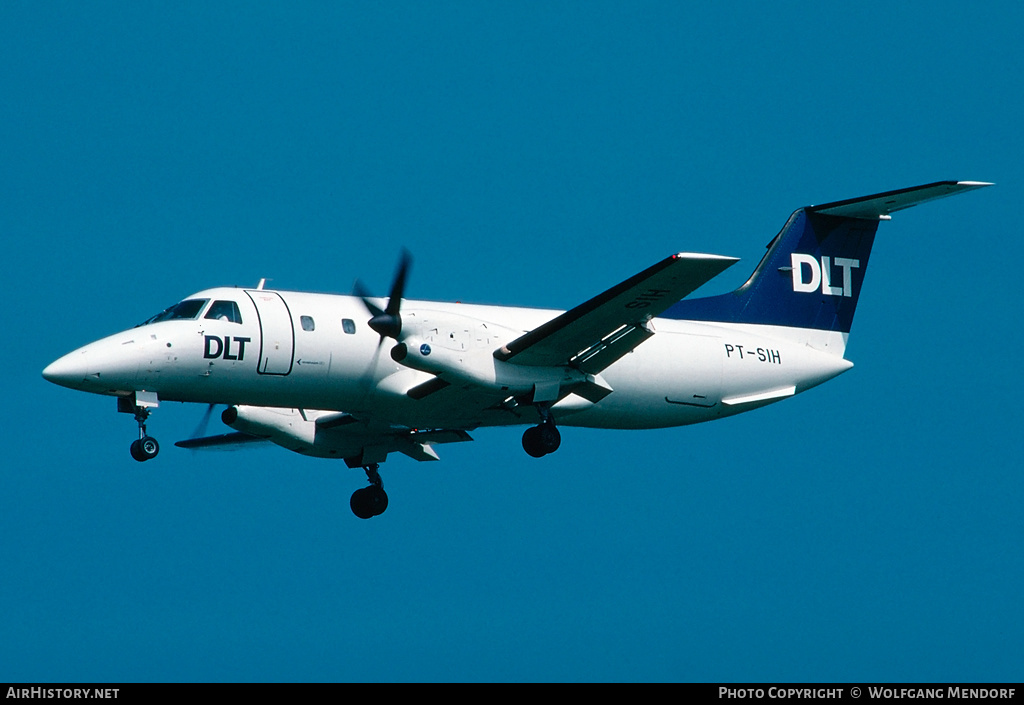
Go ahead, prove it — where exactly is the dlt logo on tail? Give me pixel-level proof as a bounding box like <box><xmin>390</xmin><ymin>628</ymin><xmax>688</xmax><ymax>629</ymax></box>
<box><xmin>790</xmin><ymin>254</ymin><xmax>860</xmax><ymax>297</ymax></box>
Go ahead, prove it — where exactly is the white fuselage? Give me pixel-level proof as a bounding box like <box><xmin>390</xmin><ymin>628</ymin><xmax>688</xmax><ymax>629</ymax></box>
<box><xmin>45</xmin><ymin>286</ymin><xmax>852</xmax><ymax>433</ymax></box>
<box><xmin>40</xmin><ymin>181</ymin><xmax>989</xmax><ymax>514</ymax></box>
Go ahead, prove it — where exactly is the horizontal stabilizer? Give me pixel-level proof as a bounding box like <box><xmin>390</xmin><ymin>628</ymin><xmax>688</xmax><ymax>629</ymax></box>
<box><xmin>809</xmin><ymin>181</ymin><xmax>992</xmax><ymax>220</ymax></box>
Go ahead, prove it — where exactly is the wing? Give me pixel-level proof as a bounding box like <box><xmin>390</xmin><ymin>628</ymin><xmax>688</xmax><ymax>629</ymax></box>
<box><xmin>494</xmin><ymin>253</ymin><xmax>738</xmax><ymax>372</ymax></box>
<box><xmin>175</xmin><ymin>405</ymin><xmax>473</xmax><ymax>463</ymax></box>
<box><xmin>175</xmin><ymin>431</ymin><xmax>267</xmax><ymax>450</ymax></box>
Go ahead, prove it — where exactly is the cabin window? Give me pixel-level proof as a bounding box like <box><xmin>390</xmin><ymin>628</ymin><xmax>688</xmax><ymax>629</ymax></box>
<box><xmin>342</xmin><ymin>318</ymin><xmax>356</xmax><ymax>334</ymax></box>
<box><xmin>205</xmin><ymin>300</ymin><xmax>243</xmax><ymax>324</ymax></box>
<box><xmin>300</xmin><ymin>315</ymin><xmax>315</xmax><ymax>332</ymax></box>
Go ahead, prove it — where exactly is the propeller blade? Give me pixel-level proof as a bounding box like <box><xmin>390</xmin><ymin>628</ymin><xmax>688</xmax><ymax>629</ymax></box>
<box><xmin>385</xmin><ymin>249</ymin><xmax>412</xmax><ymax>316</ymax></box>
<box><xmin>357</xmin><ymin>335</ymin><xmax>387</xmax><ymax>398</ymax></box>
<box><xmin>190</xmin><ymin>403</ymin><xmax>217</xmax><ymax>439</ymax></box>
<box><xmin>353</xmin><ymin>279</ymin><xmax>385</xmax><ymax>318</ymax></box>
<box><xmin>354</xmin><ymin>250</ymin><xmax>412</xmax><ymax>341</ymax></box>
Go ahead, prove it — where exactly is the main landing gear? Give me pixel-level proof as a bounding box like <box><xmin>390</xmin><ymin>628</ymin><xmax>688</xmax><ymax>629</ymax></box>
<box><xmin>350</xmin><ymin>464</ymin><xmax>389</xmax><ymax>519</ymax></box>
<box><xmin>522</xmin><ymin>421</ymin><xmax>561</xmax><ymax>457</ymax></box>
<box><xmin>521</xmin><ymin>406</ymin><xmax>561</xmax><ymax>458</ymax></box>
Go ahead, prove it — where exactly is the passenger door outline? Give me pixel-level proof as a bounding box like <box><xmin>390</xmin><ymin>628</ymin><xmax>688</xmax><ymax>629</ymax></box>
<box><xmin>244</xmin><ymin>291</ymin><xmax>295</xmax><ymax>375</ymax></box>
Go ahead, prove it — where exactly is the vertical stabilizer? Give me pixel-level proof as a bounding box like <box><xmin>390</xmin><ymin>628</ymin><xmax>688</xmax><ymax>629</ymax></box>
<box><xmin>663</xmin><ymin>181</ymin><xmax>991</xmax><ymax>350</ymax></box>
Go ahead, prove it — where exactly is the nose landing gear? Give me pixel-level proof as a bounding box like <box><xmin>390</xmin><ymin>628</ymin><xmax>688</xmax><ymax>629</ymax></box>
<box><xmin>119</xmin><ymin>394</ymin><xmax>160</xmax><ymax>462</ymax></box>
<box><xmin>350</xmin><ymin>463</ymin><xmax>389</xmax><ymax>519</ymax></box>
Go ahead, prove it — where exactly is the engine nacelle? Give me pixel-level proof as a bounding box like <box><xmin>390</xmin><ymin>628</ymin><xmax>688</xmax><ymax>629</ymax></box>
<box><xmin>221</xmin><ymin>405</ymin><xmax>378</xmax><ymax>459</ymax></box>
<box><xmin>391</xmin><ymin>336</ymin><xmax>580</xmax><ymax>401</ymax></box>
<box><xmin>221</xmin><ymin>405</ymin><xmax>316</xmax><ymax>451</ymax></box>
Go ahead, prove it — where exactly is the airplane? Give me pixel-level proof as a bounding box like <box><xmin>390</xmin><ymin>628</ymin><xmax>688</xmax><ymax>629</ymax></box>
<box><xmin>42</xmin><ymin>181</ymin><xmax>991</xmax><ymax>518</ymax></box>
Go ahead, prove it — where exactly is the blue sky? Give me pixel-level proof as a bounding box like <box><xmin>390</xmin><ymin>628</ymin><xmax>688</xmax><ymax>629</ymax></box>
<box><xmin>2</xmin><ymin>2</ymin><xmax>1021</xmax><ymax>682</ymax></box>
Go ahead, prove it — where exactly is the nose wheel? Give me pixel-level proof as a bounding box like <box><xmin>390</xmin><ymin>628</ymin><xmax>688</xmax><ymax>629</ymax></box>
<box><xmin>130</xmin><ymin>435</ymin><xmax>160</xmax><ymax>462</ymax></box>
<box><xmin>128</xmin><ymin>404</ymin><xmax>160</xmax><ymax>462</ymax></box>
<box><xmin>350</xmin><ymin>464</ymin><xmax>389</xmax><ymax>519</ymax></box>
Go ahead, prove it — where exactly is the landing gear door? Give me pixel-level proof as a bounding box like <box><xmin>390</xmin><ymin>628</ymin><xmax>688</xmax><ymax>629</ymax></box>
<box><xmin>245</xmin><ymin>291</ymin><xmax>294</xmax><ymax>375</ymax></box>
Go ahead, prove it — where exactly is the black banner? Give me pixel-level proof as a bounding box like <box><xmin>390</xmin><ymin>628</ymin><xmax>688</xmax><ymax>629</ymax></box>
<box><xmin>2</xmin><ymin>683</ymin><xmax>1023</xmax><ymax>697</ymax></box>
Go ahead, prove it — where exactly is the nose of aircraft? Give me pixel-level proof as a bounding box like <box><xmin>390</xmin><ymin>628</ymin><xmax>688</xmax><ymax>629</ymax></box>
<box><xmin>42</xmin><ymin>348</ymin><xmax>92</xmax><ymax>390</ymax></box>
<box><xmin>43</xmin><ymin>331</ymin><xmax>149</xmax><ymax>394</ymax></box>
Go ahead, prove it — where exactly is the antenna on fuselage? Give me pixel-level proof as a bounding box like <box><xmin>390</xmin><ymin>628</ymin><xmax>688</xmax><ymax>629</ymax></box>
<box><xmin>256</xmin><ymin>278</ymin><xmax>267</xmax><ymax>290</ymax></box>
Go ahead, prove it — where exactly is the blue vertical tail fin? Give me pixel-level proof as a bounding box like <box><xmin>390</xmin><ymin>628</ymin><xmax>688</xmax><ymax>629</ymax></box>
<box><xmin>664</xmin><ymin>181</ymin><xmax>991</xmax><ymax>347</ymax></box>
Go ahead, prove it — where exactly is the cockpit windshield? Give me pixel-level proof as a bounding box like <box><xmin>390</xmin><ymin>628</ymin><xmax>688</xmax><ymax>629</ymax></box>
<box><xmin>137</xmin><ymin>299</ymin><xmax>209</xmax><ymax>326</ymax></box>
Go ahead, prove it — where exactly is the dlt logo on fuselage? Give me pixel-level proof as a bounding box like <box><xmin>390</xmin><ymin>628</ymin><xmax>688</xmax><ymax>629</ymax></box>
<box><xmin>790</xmin><ymin>254</ymin><xmax>860</xmax><ymax>297</ymax></box>
<box><xmin>204</xmin><ymin>335</ymin><xmax>251</xmax><ymax>360</ymax></box>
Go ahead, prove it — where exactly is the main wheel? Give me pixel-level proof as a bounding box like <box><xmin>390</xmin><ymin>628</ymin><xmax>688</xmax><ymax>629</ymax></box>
<box><xmin>130</xmin><ymin>436</ymin><xmax>160</xmax><ymax>462</ymax></box>
<box><xmin>538</xmin><ymin>423</ymin><xmax>561</xmax><ymax>454</ymax></box>
<box><xmin>350</xmin><ymin>485</ymin><xmax>389</xmax><ymax>519</ymax></box>
<box><xmin>522</xmin><ymin>426</ymin><xmax>547</xmax><ymax>458</ymax></box>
